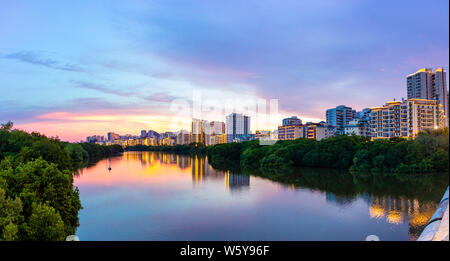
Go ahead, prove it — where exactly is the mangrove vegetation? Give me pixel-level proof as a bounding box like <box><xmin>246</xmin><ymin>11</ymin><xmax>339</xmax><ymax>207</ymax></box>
<box><xmin>0</xmin><ymin>122</ymin><xmax>123</xmax><ymax>241</ymax></box>
<box><xmin>207</xmin><ymin>128</ymin><xmax>449</xmax><ymax>175</ymax></box>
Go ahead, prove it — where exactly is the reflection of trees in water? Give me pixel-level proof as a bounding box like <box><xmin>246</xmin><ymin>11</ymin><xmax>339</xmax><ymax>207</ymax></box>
<box><xmin>325</xmin><ymin>192</ymin><xmax>356</xmax><ymax>207</ymax></box>
<box><xmin>249</xmin><ymin>167</ymin><xmax>447</xmax><ymax>203</ymax></box>
<box><xmin>73</xmin><ymin>154</ymin><xmax>122</xmax><ymax>177</ymax></box>
<box><xmin>215</xmin><ymin>161</ymin><xmax>447</xmax><ymax>240</ymax></box>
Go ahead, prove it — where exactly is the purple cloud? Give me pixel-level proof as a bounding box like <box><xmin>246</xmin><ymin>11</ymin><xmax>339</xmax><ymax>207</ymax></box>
<box><xmin>3</xmin><ymin>51</ymin><xmax>86</xmax><ymax>72</ymax></box>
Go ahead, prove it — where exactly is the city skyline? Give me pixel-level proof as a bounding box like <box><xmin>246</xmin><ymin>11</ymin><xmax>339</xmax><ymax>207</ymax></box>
<box><xmin>0</xmin><ymin>1</ymin><xmax>449</xmax><ymax>142</ymax></box>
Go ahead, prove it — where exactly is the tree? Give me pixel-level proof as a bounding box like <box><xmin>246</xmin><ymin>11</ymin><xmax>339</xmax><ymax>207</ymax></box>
<box><xmin>24</xmin><ymin>202</ymin><xmax>66</xmax><ymax>241</ymax></box>
<box><xmin>0</xmin><ymin>187</ymin><xmax>23</xmax><ymax>241</ymax></box>
<box><xmin>0</xmin><ymin>121</ymin><xmax>13</xmax><ymax>131</ymax></box>
<box><xmin>2</xmin><ymin>222</ymin><xmax>18</xmax><ymax>241</ymax></box>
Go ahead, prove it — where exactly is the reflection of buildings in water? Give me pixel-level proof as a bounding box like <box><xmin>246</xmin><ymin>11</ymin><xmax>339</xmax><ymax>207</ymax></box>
<box><xmin>177</xmin><ymin>155</ymin><xmax>191</xmax><ymax>169</ymax></box>
<box><xmin>160</xmin><ymin>153</ymin><xmax>178</xmax><ymax>165</ymax></box>
<box><xmin>191</xmin><ymin>156</ymin><xmax>226</xmax><ymax>184</ymax></box>
<box><xmin>324</xmin><ymin>191</ymin><xmax>438</xmax><ymax>239</ymax></box>
<box><xmin>191</xmin><ymin>156</ymin><xmax>206</xmax><ymax>184</ymax></box>
<box><xmin>139</xmin><ymin>151</ymin><xmax>151</xmax><ymax>167</ymax></box>
<box><xmin>125</xmin><ymin>152</ymin><xmax>223</xmax><ymax>184</ymax></box>
<box><xmin>225</xmin><ymin>172</ymin><xmax>250</xmax><ymax>191</ymax></box>
<box><xmin>124</xmin><ymin>151</ymin><xmax>156</xmax><ymax>167</ymax></box>
<box><xmin>127</xmin><ymin>151</ymin><xmax>192</xmax><ymax>169</ymax></box>
<box><xmin>287</xmin><ymin>184</ymin><xmax>296</xmax><ymax>191</ymax></box>
<box><xmin>362</xmin><ymin>194</ymin><xmax>437</xmax><ymax>240</ymax></box>
<box><xmin>364</xmin><ymin>194</ymin><xmax>436</xmax><ymax>225</ymax></box>
<box><xmin>325</xmin><ymin>192</ymin><xmax>356</xmax><ymax>207</ymax></box>
<box><xmin>126</xmin><ymin>152</ymin><xmax>249</xmax><ymax>191</ymax></box>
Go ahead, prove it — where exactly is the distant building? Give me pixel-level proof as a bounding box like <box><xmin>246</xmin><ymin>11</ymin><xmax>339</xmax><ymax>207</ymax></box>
<box><xmin>278</xmin><ymin>125</ymin><xmax>303</xmax><ymax>140</ymax></box>
<box><xmin>140</xmin><ymin>130</ymin><xmax>147</xmax><ymax>138</ymax></box>
<box><xmin>125</xmin><ymin>138</ymin><xmax>139</xmax><ymax>147</ymax></box>
<box><xmin>304</xmin><ymin>122</ymin><xmax>336</xmax><ymax>140</ymax></box>
<box><xmin>277</xmin><ymin>119</ymin><xmax>336</xmax><ymax>141</ymax></box>
<box><xmin>370</xmin><ymin>98</ymin><xmax>442</xmax><ymax>139</ymax></box>
<box><xmin>214</xmin><ymin>134</ymin><xmax>227</xmax><ymax>145</ymax></box>
<box><xmin>86</xmin><ymin>135</ymin><xmax>104</xmax><ymax>143</ymax></box>
<box><xmin>147</xmin><ymin>130</ymin><xmax>160</xmax><ymax>139</ymax></box>
<box><xmin>282</xmin><ymin>116</ymin><xmax>302</xmax><ymax>126</ymax></box>
<box><xmin>255</xmin><ymin>130</ymin><xmax>271</xmax><ymax>140</ymax></box>
<box><xmin>271</xmin><ymin>129</ymin><xmax>279</xmax><ymax>140</ymax></box>
<box><xmin>162</xmin><ymin>132</ymin><xmax>176</xmax><ymax>139</ymax></box>
<box><xmin>107</xmin><ymin>132</ymin><xmax>119</xmax><ymax>141</ymax></box>
<box><xmin>143</xmin><ymin>137</ymin><xmax>159</xmax><ymax>146</ymax></box>
<box><xmin>407</xmin><ymin>67</ymin><xmax>448</xmax><ymax>126</ymax></box>
<box><xmin>356</xmin><ymin>108</ymin><xmax>371</xmax><ymax>120</ymax></box>
<box><xmin>207</xmin><ymin>124</ymin><xmax>227</xmax><ymax>146</ymax></box>
<box><xmin>210</xmin><ymin>121</ymin><xmax>225</xmax><ymax>135</ymax></box>
<box><xmin>344</xmin><ymin>119</ymin><xmax>371</xmax><ymax>138</ymax></box>
<box><xmin>226</xmin><ymin>113</ymin><xmax>250</xmax><ymax>143</ymax></box>
<box><xmin>207</xmin><ymin>134</ymin><xmax>226</xmax><ymax>146</ymax></box>
<box><xmin>326</xmin><ymin>105</ymin><xmax>356</xmax><ymax>134</ymax></box>
<box><xmin>176</xmin><ymin>130</ymin><xmax>191</xmax><ymax>145</ymax></box>
<box><xmin>192</xmin><ymin>119</ymin><xmax>207</xmax><ymax>144</ymax></box>
<box><xmin>161</xmin><ymin>137</ymin><xmax>175</xmax><ymax>146</ymax></box>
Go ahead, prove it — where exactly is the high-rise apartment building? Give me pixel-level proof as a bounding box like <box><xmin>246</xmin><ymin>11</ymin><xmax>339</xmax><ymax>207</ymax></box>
<box><xmin>176</xmin><ymin>130</ymin><xmax>191</xmax><ymax>145</ymax></box>
<box><xmin>407</xmin><ymin>67</ymin><xmax>448</xmax><ymax>126</ymax></box>
<box><xmin>356</xmin><ymin>108</ymin><xmax>371</xmax><ymax>120</ymax></box>
<box><xmin>255</xmin><ymin>130</ymin><xmax>272</xmax><ymax>140</ymax></box>
<box><xmin>192</xmin><ymin>119</ymin><xmax>207</xmax><ymax>144</ymax></box>
<box><xmin>278</xmin><ymin>125</ymin><xmax>303</xmax><ymax>140</ymax></box>
<box><xmin>86</xmin><ymin>135</ymin><xmax>105</xmax><ymax>143</ymax></box>
<box><xmin>107</xmin><ymin>132</ymin><xmax>119</xmax><ymax>141</ymax></box>
<box><xmin>370</xmin><ymin>99</ymin><xmax>442</xmax><ymax>139</ymax></box>
<box><xmin>326</xmin><ymin>105</ymin><xmax>356</xmax><ymax>134</ymax></box>
<box><xmin>304</xmin><ymin>122</ymin><xmax>336</xmax><ymax>140</ymax></box>
<box><xmin>226</xmin><ymin>113</ymin><xmax>250</xmax><ymax>143</ymax></box>
<box><xmin>282</xmin><ymin>116</ymin><xmax>302</xmax><ymax>126</ymax></box>
<box><xmin>278</xmin><ymin>116</ymin><xmax>303</xmax><ymax>140</ymax></box>
<box><xmin>147</xmin><ymin>130</ymin><xmax>160</xmax><ymax>139</ymax></box>
<box><xmin>209</xmin><ymin>121</ymin><xmax>225</xmax><ymax>135</ymax></box>
<box><xmin>344</xmin><ymin>119</ymin><xmax>371</xmax><ymax>138</ymax></box>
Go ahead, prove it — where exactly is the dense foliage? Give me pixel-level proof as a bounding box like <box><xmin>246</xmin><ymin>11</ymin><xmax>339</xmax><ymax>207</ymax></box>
<box><xmin>208</xmin><ymin>128</ymin><xmax>449</xmax><ymax>175</ymax></box>
<box><xmin>126</xmin><ymin>143</ymin><xmax>208</xmax><ymax>155</ymax></box>
<box><xmin>66</xmin><ymin>142</ymin><xmax>123</xmax><ymax>169</ymax></box>
<box><xmin>0</xmin><ymin>122</ymin><xmax>123</xmax><ymax>240</ymax></box>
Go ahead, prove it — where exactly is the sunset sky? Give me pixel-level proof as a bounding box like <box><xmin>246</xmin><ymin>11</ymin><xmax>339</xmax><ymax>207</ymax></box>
<box><xmin>1</xmin><ymin>0</ymin><xmax>449</xmax><ymax>141</ymax></box>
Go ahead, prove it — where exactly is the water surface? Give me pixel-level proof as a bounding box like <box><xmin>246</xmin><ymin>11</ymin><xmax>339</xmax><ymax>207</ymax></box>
<box><xmin>74</xmin><ymin>151</ymin><xmax>448</xmax><ymax>241</ymax></box>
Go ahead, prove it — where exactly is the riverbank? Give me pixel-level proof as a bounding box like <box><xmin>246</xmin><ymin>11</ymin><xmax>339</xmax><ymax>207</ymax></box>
<box><xmin>125</xmin><ymin>143</ymin><xmax>208</xmax><ymax>155</ymax></box>
<box><xmin>207</xmin><ymin>128</ymin><xmax>449</xmax><ymax>175</ymax></box>
<box><xmin>125</xmin><ymin>129</ymin><xmax>449</xmax><ymax>176</ymax></box>
<box><xmin>207</xmin><ymin>157</ymin><xmax>449</xmax><ymax>203</ymax></box>
<box><xmin>0</xmin><ymin>122</ymin><xmax>123</xmax><ymax>240</ymax></box>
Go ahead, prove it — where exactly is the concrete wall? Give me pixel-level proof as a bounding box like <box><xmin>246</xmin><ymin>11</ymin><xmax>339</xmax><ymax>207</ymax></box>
<box><xmin>417</xmin><ymin>187</ymin><xmax>449</xmax><ymax>241</ymax></box>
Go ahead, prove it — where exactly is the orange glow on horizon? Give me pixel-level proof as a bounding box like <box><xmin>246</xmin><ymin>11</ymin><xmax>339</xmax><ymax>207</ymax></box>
<box><xmin>15</xmin><ymin>111</ymin><xmax>193</xmax><ymax>142</ymax></box>
<box><xmin>13</xmin><ymin>107</ymin><xmax>325</xmax><ymax>142</ymax></box>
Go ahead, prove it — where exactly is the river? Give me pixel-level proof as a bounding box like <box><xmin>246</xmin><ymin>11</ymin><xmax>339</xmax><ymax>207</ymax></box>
<box><xmin>73</xmin><ymin>151</ymin><xmax>448</xmax><ymax>241</ymax></box>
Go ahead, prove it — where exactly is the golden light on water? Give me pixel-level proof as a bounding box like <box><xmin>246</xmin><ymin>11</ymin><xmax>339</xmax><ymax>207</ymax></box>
<box><xmin>369</xmin><ymin>205</ymin><xmax>385</xmax><ymax>219</ymax></box>
<box><xmin>386</xmin><ymin>210</ymin><xmax>403</xmax><ymax>224</ymax></box>
<box><xmin>368</xmin><ymin>196</ymin><xmax>438</xmax><ymax>227</ymax></box>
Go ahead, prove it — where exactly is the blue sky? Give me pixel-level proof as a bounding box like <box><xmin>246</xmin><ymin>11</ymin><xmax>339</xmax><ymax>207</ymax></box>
<box><xmin>0</xmin><ymin>0</ymin><xmax>448</xmax><ymax>141</ymax></box>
